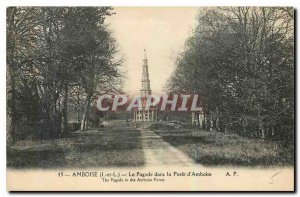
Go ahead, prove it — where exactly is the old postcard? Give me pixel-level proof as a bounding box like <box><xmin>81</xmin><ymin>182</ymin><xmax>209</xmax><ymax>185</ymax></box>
<box><xmin>6</xmin><ymin>6</ymin><xmax>294</xmax><ymax>191</ymax></box>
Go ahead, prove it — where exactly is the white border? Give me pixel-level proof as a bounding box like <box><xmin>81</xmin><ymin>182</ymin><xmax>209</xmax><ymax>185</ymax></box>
<box><xmin>0</xmin><ymin>0</ymin><xmax>298</xmax><ymax>196</ymax></box>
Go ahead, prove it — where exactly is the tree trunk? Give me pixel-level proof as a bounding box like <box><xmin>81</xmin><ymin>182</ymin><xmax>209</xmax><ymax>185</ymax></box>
<box><xmin>81</xmin><ymin>99</ymin><xmax>90</xmax><ymax>131</ymax></box>
<box><xmin>259</xmin><ymin>120</ymin><xmax>265</xmax><ymax>139</ymax></box>
<box><xmin>257</xmin><ymin>104</ymin><xmax>265</xmax><ymax>139</ymax></box>
<box><xmin>7</xmin><ymin>63</ymin><xmax>16</xmax><ymax>144</ymax></box>
<box><xmin>7</xmin><ymin>7</ymin><xmax>16</xmax><ymax>144</ymax></box>
<box><xmin>203</xmin><ymin>112</ymin><xmax>206</xmax><ymax>130</ymax></box>
<box><xmin>61</xmin><ymin>84</ymin><xmax>68</xmax><ymax>134</ymax></box>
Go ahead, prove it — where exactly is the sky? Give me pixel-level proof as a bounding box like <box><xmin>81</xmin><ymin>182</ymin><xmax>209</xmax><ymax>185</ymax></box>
<box><xmin>107</xmin><ymin>7</ymin><xmax>199</xmax><ymax>95</ymax></box>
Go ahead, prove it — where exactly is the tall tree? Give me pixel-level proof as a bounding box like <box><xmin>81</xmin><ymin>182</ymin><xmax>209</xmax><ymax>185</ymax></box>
<box><xmin>7</xmin><ymin>7</ymin><xmax>123</xmax><ymax>141</ymax></box>
<box><xmin>167</xmin><ymin>7</ymin><xmax>294</xmax><ymax>141</ymax></box>
<box><xmin>7</xmin><ymin>7</ymin><xmax>40</xmax><ymax>143</ymax></box>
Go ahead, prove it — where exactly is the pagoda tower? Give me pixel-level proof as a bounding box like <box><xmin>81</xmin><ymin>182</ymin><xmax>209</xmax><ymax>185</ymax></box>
<box><xmin>133</xmin><ymin>50</ymin><xmax>157</xmax><ymax>122</ymax></box>
<box><xmin>141</xmin><ymin>49</ymin><xmax>151</xmax><ymax>97</ymax></box>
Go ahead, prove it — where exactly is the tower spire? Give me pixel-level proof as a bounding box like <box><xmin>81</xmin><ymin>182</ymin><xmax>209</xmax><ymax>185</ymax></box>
<box><xmin>143</xmin><ymin>49</ymin><xmax>147</xmax><ymax>61</ymax></box>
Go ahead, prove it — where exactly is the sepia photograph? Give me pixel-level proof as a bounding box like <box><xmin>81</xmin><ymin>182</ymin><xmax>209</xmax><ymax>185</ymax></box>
<box><xmin>6</xmin><ymin>5</ymin><xmax>295</xmax><ymax>191</ymax></box>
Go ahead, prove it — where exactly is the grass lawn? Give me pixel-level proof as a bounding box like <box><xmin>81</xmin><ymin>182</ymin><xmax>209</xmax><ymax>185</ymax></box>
<box><xmin>154</xmin><ymin>128</ymin><xmax>294</xmax><ymax>167</ymax></box>
<box><xmin>7</xmin><ymin>126</ymin><xmax>144</xmax><ymax>169</ymax></box>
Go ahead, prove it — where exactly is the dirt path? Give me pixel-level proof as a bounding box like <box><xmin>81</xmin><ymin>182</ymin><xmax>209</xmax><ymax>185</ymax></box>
<box><xmin>139</xmin><ymin>128</ymin><xmax>195</xmax><ymax>166</ymax></box>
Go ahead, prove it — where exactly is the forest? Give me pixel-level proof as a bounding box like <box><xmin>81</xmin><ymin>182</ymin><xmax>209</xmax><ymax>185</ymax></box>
<box><xmin>166</xmin><ymin>7</ymin><xmax>294</xmax><ymax>143</ymax></box>
<box><xmin>7</xmin><ymin>7</ymin><xmax>123</xmax><ymax>143</ymax></box>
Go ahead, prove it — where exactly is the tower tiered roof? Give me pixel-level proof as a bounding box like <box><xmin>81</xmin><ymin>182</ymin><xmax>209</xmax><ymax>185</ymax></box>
<box><xmin>140</xmin><ymin>49</ymin><xmax>152</xmax><ymax>97</ymax></box>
